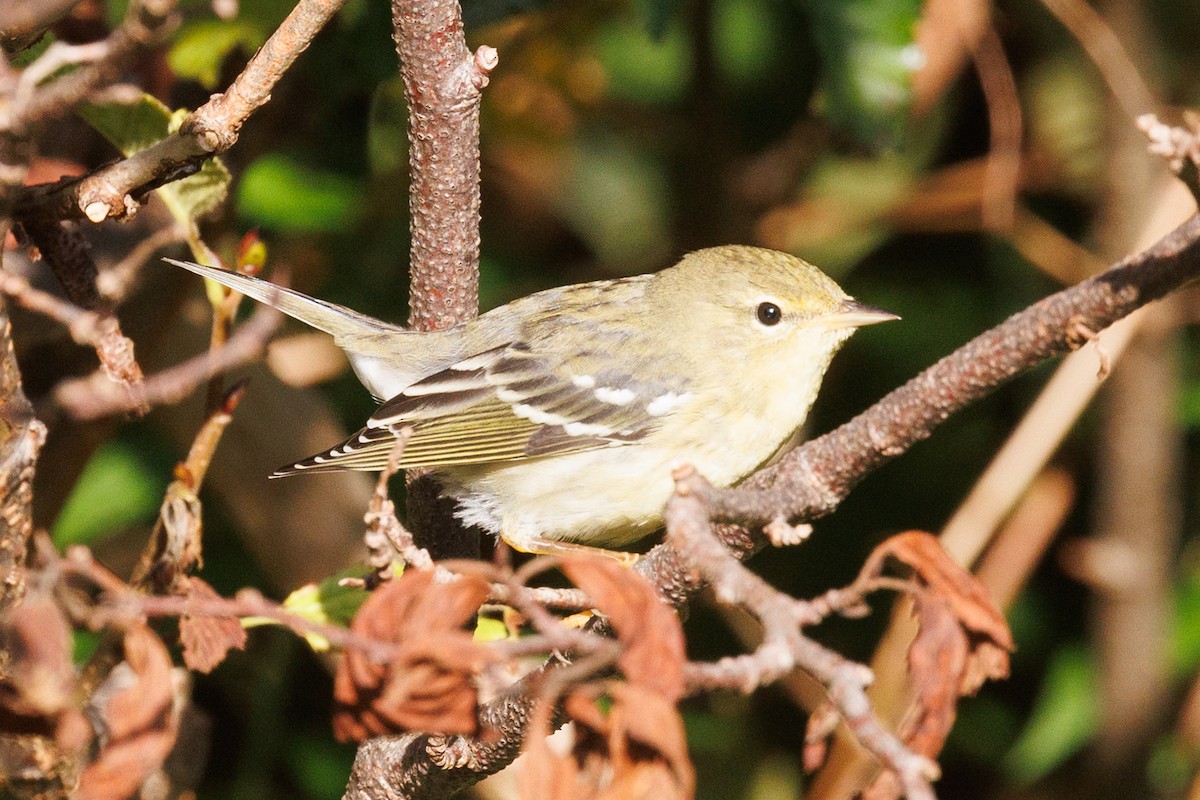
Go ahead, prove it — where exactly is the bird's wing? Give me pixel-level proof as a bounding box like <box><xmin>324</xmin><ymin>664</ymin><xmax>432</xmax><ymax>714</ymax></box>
<box><xmin>275</xmin><ymin>341</ymin><xmax>689</xmax><ymax>475</ymax></box>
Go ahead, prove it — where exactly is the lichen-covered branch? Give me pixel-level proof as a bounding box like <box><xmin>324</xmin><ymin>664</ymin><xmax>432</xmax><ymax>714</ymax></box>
<box><xmin>392</xmin><ymin>2</ymin><xmax>495</xmax><ymax>331</ymax></box>
<box><xmin>701</xmin><ymin>212</ymin><xmax>1200</xmax><ymax>528</ymax></box>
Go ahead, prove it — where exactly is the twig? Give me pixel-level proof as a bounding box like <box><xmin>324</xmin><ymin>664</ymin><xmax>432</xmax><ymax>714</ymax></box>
<box><xmin>131</xmin><ymin>383</ymin><xmax>247</xmax><ymax>592</ymax></box>
<box><xmin>11</xmin><ymin>0</ymin><xmax>349</xmax><ymax>224</ymax></box>
<box><xmin>1139</xmin><ymin>114</ymin><xmax>1200</xmax><ymax>205</ymax></box>
<box><xmin>60</xmin><ymin>546</ymin><xmax>402</xmax><ymax>664</ymax></box>
<box><xmin>361</xmin><ymin>429</ymin><xmax>434</xmax><ymax>576</ymax></box>
<box><xmin>664</xmin><ymin>467</ymin><xmax>938</xmax><ymax>799</ymax></box>
<box><xmin>11</xmin><ymin>0</ymin><xmax>179</xmax><ymax>128</ymax></box>
<box><xmin>51</xmin><ymin>303</ymin><xmax>281</xmax><ymax>420</ymax></box>
<box><xmin>968</xmin><ymin>21</ymin><xmax>1023</xmax><ymax>232</ymax></box>
<box><xmin>0</xmin><ymin>256</ymin><xmax>145</xmax><ymax>400</ymax></box>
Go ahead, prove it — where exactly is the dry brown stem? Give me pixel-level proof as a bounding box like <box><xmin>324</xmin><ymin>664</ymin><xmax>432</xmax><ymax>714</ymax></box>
<box><xmin>52</xmin><ymin>303</ymin><xmax>281</xmax><ymax>421</ymax></box>
<box><xmin>10</xmin><ymin>0</ymin><xmax>179</xmax><ymax>128</ymax></box>
<box><xmin>11</xmin><ymin>0</ymin><xmax>348</xmax><ymax>225</ymax></box>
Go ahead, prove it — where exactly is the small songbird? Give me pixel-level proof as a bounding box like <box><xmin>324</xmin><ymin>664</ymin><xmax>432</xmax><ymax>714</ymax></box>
<box><xmin>165</xmin><ymin>247</ymin><xmax>896</xmax><ymax>560</ymax></box>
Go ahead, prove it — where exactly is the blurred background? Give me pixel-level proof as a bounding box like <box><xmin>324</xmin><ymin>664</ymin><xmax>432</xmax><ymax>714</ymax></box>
<box><xmin>11</xmin><ymin>0</ymin><xmax>1200</xmax><ymax>796</ymax></box>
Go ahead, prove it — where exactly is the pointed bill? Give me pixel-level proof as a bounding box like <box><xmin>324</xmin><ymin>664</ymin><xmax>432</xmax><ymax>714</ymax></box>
<box><xmin>819</xmin><ymin>298</ymin><xmax>900</xmax><ymax>330</ymax></box>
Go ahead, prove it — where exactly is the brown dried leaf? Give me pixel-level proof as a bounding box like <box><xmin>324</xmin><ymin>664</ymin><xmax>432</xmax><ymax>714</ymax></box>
<box><xmin>179</xmin><ymin>577</ymin><xmax>247</xmax><ymax>673</ymax></box>
<box><xmin>854</xmin><ymin>527</ymin><xmax>1012</xmax><ymax>796</ymax></box>
<box><xmin>862</xmin><ymin>531</ymin><xmax>1015</xmax><ymax>651</ymax></box>
<box><xmin>530</xmin><ymin>682</ymin><xmax>694</xmax><ymax>800</ymax></box>
<box><xmin>78</xmin><ymin>623</ymin><xmax>179</xmax><ymax>800</ymax></box>
<box><xmin>0</xmin><ymin>596</ymin><xmax>74</xmax><ymax>718</ymax></box>
<box><xmin>521</xmin><ymin>697</ymin><xmax>582</xmax><ymax>800</ymax></box>
<box><xmin>332</xmin><ymin>569</ymin><xmax>494</xmax><ymax>742</ymax></box>
<box><xmin>902</xmin><ymin>595</ymin><xmax>970</xmax><ymax>758</ymax></box>
<box><xmin>560</xmin><ymin>557</ymin><xmax>686</xmax><ymax>701</ymax></box>
<box><xmin>860</xmin><ymin>532</ymin><xmax>1013</xmax><ymax>796</ymax></box>
<box><xmin>0</xmin><ymin>595</ymin><xmax>90</xmax><ymax>749</ymax></box>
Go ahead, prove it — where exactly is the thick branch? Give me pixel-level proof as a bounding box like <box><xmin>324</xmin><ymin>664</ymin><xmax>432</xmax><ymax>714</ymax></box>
<box><xmin>701</xmin><ymin>212</ymin><xmax>1200</xmax><ymax>528</ymax></box>
<box><xmin>392</xmin><ymin>0</ymin><xmax>494</xmax><ymax>330</ymax></box>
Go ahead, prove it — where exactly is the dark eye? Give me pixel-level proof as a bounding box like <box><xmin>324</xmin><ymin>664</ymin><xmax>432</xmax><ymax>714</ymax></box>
<box><xmin>756</xmin><ymin>302</ymin><xmax>782</xmax><ymax>326</ymax></box>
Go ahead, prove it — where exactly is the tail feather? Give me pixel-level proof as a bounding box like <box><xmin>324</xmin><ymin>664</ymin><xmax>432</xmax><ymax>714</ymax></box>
<box><xmin>163</xmin><ymin>258</ymin><xmax>403</xmax><ymax>346</ymax></box>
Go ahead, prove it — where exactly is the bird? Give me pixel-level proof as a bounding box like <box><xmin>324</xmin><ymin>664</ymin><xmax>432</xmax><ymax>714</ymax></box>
<box><xmin>164</xmin><ymin>247</ymin><xmax>896</xmax><ymax>560</ymax></box>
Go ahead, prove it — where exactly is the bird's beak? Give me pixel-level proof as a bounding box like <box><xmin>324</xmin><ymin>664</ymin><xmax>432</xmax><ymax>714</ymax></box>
<box><xmin>819</xmin><ymin>298</ymin><xmax>900</xmax><ymax>330</ymax></box>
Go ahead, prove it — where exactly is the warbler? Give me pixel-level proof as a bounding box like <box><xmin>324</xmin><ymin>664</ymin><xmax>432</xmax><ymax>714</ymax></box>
<box><xmin>165</xmin><ymin>247</ymin><xmax>895</xmax><ymax>560</ymax></box>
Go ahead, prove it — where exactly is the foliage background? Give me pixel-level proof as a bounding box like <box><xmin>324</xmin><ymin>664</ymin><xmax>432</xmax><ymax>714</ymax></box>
<box><xmin>17</xmin><ymin>0</ymin><xmax>1200</xmax><ymax>796</ymax></box>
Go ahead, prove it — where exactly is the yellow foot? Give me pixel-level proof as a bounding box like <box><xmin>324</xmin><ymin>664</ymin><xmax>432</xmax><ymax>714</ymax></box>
<box><xmin>501</xmin><ymin>533</ymin><xmax>640</xmax><ymax>567</ymax></box>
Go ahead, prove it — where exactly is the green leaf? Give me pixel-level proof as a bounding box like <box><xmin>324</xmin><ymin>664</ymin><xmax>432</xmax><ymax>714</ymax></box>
<box><xmin>713</xmin><ymin>0</ymin><xmax>784</xmax><ymax>90</ymax></box>
<box><xmin>802</xmin><ymin>0</ymin><xmax>922</xmax><ymax>146</ymax></box>
<box><xmin>52</xmin><ymin>441</ymin><xmax>163</xmax><ymax>547</ymax></box>
<box><xmin>78</xmin><ymin>94</ymin><xmax>177</xmax><ymax>157</ymax></box>
<box><xmin>168</xmin><ymin>19</ymin><xmax>266</xmax><ymax>89</ymax></box>
<box><xmin>1002</xmin><ymin>643</ymin><xmax>1098</xmax><ymax>783</ymax></box>
<box><xmin>244</xmin><ymin>564</ymin><xmax>391</xmax><ymax>651</ymax></box>
<box><xmin>1171</xmin><ymin>567</ymin><xmax>1200</xmax><ymax>676</ymax></box>
<box><xmin>237</xmin><ymin>153</ymin><xmax>365</xmax><ymax>233</ymax></box>
<box><xmin>77</xmin><ymin>94</ymin><xmax>231</xmax><ymax>224</ymax></box>
<box><xmin>473</xmin><ymin>615</ymin><xmax>510</xmax><ymax>643</ymax></box>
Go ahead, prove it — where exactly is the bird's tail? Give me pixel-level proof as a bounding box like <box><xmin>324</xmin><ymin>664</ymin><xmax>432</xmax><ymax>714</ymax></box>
<box><xmin>163</xmin><ymin>258</ymin><xmax>405</xmax><ymax>345</ymax></box>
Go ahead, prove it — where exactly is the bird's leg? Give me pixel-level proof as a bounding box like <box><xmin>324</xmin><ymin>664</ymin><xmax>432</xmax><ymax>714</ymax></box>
<box><xmin>500</xmin><ymin>530</ymin><xmax>640</xmax><ymax>567</ymax></box>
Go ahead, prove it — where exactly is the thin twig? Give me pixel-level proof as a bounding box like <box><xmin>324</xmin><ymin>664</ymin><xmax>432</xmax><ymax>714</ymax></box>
<box><xmin>968</xmin><ymin>22</ymin><xmax>1023</xmax><ymax>232</ymax></box>
<box><xmin>11</xmin><ymin>0</ymin><xmax>349</xmax><ymax>224</ymax></box>
<box><xmin>12</xmin><ymin>0</ymin><xmax>180</xmax><ymax>128</ymax></box>
<box><xmin>0</xmin><ymin>261</ymin><xmax>145</xmax><ymax>402</ymax></box>
<box><xmin>52</xmin><ymin>303</ymin><xmax>281</xmax><ymax>420</ymax></box>
<box><xmin>664</xmin><ymin>467</ymin><xmax>938</xmax><ymax>799</ymax></box>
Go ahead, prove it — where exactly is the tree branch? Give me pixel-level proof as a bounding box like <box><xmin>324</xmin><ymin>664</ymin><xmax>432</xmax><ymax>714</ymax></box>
<box><xmin>695</xmin><ymin>212</ymin><xmax>1200</xmax><ymax>529</ymax></box>
<box><xmin>355</xmin><ymin>209</ymin><xmax>1200</xmax><ymax>798</ymax></box>
<box><xmin>10</xmin><ymin>0</ymin><xmax>348</xmax><ymax>225</ymax></box>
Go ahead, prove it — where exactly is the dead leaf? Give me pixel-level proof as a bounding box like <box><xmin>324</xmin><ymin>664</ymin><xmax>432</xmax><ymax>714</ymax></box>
<box><xmin>858</xmin><ymin>532</ymin><xmax>1014</xmax><ymax>798</ymax></box>
<box><xmin>179</xmin><ymin>577</ymin><xmax>247</xmax><ymax>673</ymax></box>
<box><xmin>860</xmin><ymin>531</ymin><xmax>1014</xmax><ymax>651</ymax></box>
<box><xmin>560</xmin><ymin>557</ymin><xmax>686</xmax><ymax>702</ymax></box>
<box><xmin>521</xmin><ymin>696</ymin><xmax>582</xmax><ymax>800</ymax></box>
<box><xmin>0</xmin><ymin>595</ymin><xmax>90</xmax><ymax>749</ymax></box>
<box><xmin>523</xmin><ymin>682</ymin><xmax>694</xmax><ymax>800</ymax></box>
<box><xmin>332</xmin><ymin>569</ymin><xmax>494</xmax><ymax>742</ymax></box>
<box><xmin>78</xmin><ymin>623</ymin><xmax>179</xmax><ymax>800</ymax></box>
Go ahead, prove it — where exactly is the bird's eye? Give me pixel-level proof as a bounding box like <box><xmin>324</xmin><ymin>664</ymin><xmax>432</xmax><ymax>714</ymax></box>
<box><xmin>756</xmin><ymin>302</ymin><xmax>782</xmax><ymax>326</ymax></box>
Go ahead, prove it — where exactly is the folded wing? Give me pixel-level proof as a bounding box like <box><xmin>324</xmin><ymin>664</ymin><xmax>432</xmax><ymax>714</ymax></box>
<box><xmin>275</xmin><ymin>341</ymin><xmax>683</xmax><ymax>475</ymax></box>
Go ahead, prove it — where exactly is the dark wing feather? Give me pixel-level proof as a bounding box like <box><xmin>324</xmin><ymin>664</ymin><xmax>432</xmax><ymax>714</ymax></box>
<box><xmin>274</xmin><ymin>340</ymin><xmax>687</xmax><ymax>476</ymax></box>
